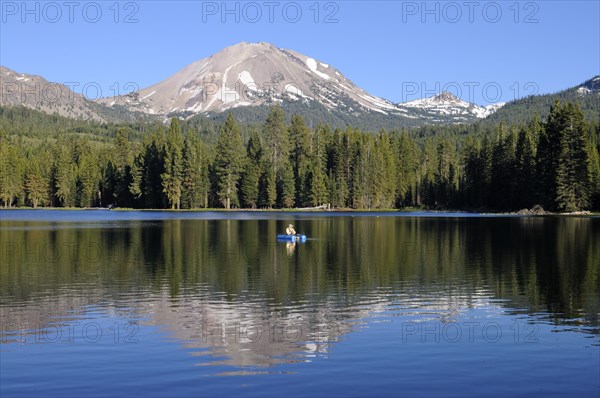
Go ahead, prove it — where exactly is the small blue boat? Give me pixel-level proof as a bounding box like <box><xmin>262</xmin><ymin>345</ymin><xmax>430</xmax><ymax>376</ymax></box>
<box><xmin>277</xmin><ymin>234</ymin><xmax>307</xmax><ymax>242</ymax></box>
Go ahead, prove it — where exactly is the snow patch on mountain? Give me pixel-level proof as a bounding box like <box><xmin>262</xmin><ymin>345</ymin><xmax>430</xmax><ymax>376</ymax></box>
<box><xmin>480</xmin><ymin>102</ymin><xmax>506</xmax><ymax>117</ymax></box>
<box><xmin>578</xmin><ymin>87</ymin><xmax>591</xmax><ymax>94</ymax></box>
<box><xmin>306</xmin><ymin>57</ymin><xmax>330</xmax><ymax>80</ymax></box>
<box><xmin>179</xmin><ymin>85</ymin><xmax>203</xmax><ymax>98</ymax></box>
<box><xmin>359</xmin><ymin>93</ymin><xmax>397</xmax><ymax>111</ymax></box>
<box><xmin>285</xmin><ymin>83</ymin><xmax>306</xmax><ymax>98</ymax></box>
<box><xmin>140</xmin><ymin>90</ymin><xmax>156</xmax><ymax>101</ymax></box>
<box><xmin>238</xmin><ymin>70</ymin><xmax>257</xmax><ymax>91</ymax></box>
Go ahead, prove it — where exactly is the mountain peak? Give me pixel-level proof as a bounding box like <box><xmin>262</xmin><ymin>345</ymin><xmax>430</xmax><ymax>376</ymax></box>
<box><xmin>204</xmin><ymin>41</ymin><xmax>277</xmax><ymax>66</ymax></box>
<box><xmin>99</xmin><ymin>42</ymin><xmax>403</xmax><ymax>116</ymax></box>
<box><xmin>218</xmin><ymin>41</ymin><xmax>276</xmax><ymax>54</ymax></box>
<box><xmin>94</xmin><ymin>43</ymin><xmax>505</xmax><ymax>124</ymax></box>
<box><xmin>432</xmin><ymin>91</ymin><xmax>461</xmax><ymax>102</ymax></box>
<box><xmin>401</xmin><ymin>90</ymin><xmax>501</xmax><ymax>119</ymax></box>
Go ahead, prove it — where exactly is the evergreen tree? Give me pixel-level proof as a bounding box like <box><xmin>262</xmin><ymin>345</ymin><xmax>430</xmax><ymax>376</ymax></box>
<box><xmin>538</xmin><ymin>101</ymin><xmax>591</xmax><ymax>211</ymax></box>
<box><xmin>462</xmin><ymin>136</ymin><xmax>482</xmax><ymax>208</ymax></box>
<box><xmin>420</xmin><ymin>138</ymin><xmax>438</xmax><ymax>207</ymax></box>
<box><xmin>161</xmin><ymin>118</ymin><xmax>184</xmax><ymax>209</ymax></box>
<box><xmin>262</xmin><ymin>106</ymin><xmax>289</xmax><ymax>207</ymax></box>
<box><xmin>141</xmin><ymin>136</ymin><xmax>166</xmax><ymax>209</ymax></box>
<box><xmin>129</xmin><ymin>150</ymin><xmax>144</xmax><ymax>207</ymax></box>
<box><xmin>77</xmin><ymin>150</ymin><xmax>101</xmax><ymax>207</ymax></box>
<box><xmin>352</xmin><ymin>135</ymin><xmax>373</xmax><ymax>208</ymax></box>
<box><xmin>262</xmin><ymin>168</ymin><xmax>277</xmax><ymax>209</ymax></box>
<box><xmin>278</xmin><ymin>159</ymin><xmax>296</xmax><ymax>208</ymax></box>
<box><xmin>489</xmin><ymin>125</ymin><xmax>517</xmax><ymax>211</ymax></box>
<box><xmin>395</xmin><ymin>131</ymin><xmax>420</xmax><ymax>207</ymax></box>
<box><xmin>24</xmin><ymin>155</ymin><xmax>49</xmax><ymax>208</ymax></box>
<box><xmin>289</xmin><ymin>115</ymin><xmax>311</xmax><ymax>206</ymax></box>
<box><xmin>53</xmin><ymin>144</ymin><xmax>77</xmax><ymax>207</ymax></box>
<box><xmin>330</xmin><ymin>128</ymin><xmax>353</xmax><ymax>208</ymax></box>
<box><xmin>214</xmin><ymin>113</ymin><xmax>244</xmax><ymax>209</ymax></box>
<box><xmin>306</xmin><ymin>124</ymin><xmax>329</xmax><ymax>207</ymax></box>
<box><xmin>372</xmin><ymin>130</ymin><xmax>396</xmax><ymax>208</ymax></box>
<box><xmin>587</xmin><ymin>140</ymin><xmax>600</xmax><ymax>209</ymax></box>
<box><xmin>0</xmin><ymin>133</ymin><xmax>24</xmax><ymax>207</ymax></box>
<box><xmin>240</xmin><ymin>130</ymin><xmax>262</xmax><ymax>208</ymax></box>
<box><xmin>182</xmin><ymin>134</ymin><xmax>208</xmax><ymax>209</ymax></box>
<box><xmin>110</xmin><ymin>129</ymin><xmax>134</xmax><ymax>207</ymax></box>
<box><xmin>514</xmin><ymin>118</ymin><xmax>539</xmax><ymax>209</ymax></box>
<box><xmin>554</xmin><ymin>103</ymin><xmax>591</xmax><ymax>211</ymax></box>
<box><xmin>537</xmin><ymin>102</ymin><xmax>564</xmax><ymax>209</ymax></box>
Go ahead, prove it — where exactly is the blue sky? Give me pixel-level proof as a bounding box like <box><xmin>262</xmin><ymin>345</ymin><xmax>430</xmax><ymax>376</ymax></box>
<box><xmin>1</xmin><ymin>1</ymin><xmax>598</xmax><ymax>105</ymax></box>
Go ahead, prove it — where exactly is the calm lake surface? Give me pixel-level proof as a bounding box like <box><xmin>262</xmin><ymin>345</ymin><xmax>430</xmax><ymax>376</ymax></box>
<box><xmin>1</xmin><ymin>210</ymin><xmax>599</xmax><ymax>397</ymax></box>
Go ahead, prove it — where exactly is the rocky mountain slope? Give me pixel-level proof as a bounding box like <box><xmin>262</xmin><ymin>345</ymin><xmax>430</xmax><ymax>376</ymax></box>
<box><xmin>2</xmin><ymin>43</ymin><xmax>598</xmax><ymax>129</ymax></box>
<box><xmin>0</xmin><ymin>66</ymin><xmax>107</xmax><ymax>122</ymax></box>
<box><xmin>99</xmin><ymin>42</ymin><xmax>501</xmax><ymax>124</ymax></box>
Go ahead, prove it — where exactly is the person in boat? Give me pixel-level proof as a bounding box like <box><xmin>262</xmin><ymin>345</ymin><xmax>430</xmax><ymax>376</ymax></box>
<box><xmin>286</xmin><ymin>224</ymin><xmax>296</xmax><ymax>235</ymax></box>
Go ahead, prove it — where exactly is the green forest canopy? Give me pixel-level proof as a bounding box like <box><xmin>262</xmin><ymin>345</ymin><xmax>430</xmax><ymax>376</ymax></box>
<box><xmin>1</xmin><ymin>101</ymin><xmax>599</xmax><ymax>212</ymax></box>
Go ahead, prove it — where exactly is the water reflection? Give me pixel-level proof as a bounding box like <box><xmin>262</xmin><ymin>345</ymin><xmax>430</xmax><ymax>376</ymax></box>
<box><xmin>1</xmin><ymin>215</ymin><xmax>599</xmax><ymax>369</ymax></box>
<box><xmin>285</xmin><ymin>241</ymin><xmax>297</xmax><ymax>256</ymax></box>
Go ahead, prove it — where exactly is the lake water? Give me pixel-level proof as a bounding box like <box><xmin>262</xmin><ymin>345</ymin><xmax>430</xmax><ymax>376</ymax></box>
<box><xmin>1</xmin><ymin>210</ymin><xmax>599</xmax><ymax>397</ymax></box>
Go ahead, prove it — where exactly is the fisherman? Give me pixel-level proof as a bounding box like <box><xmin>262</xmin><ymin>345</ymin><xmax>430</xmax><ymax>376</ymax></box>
<box><xmin>285</xmin><ymin>224</ymin><xmax>296</xmax><ymax>236</ymax></box>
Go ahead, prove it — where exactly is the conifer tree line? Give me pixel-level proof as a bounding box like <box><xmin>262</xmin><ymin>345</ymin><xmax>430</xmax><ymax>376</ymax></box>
<box><xmin>1</xmin><ymin>101</ymin><xmax>599</xmax><ymax>212</ymax></box>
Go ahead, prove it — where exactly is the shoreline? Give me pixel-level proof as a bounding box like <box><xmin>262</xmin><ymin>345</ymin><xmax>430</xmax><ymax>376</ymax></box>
<box><xmin>0</xmin><ymin>207</ymin><xmax>598</xmax><ymax>217</ymax></box>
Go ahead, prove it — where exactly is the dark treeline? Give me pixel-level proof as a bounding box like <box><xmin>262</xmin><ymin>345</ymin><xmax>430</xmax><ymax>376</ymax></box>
<box><xmin>1</xmin><ymin>101</ymin><xmax>599</xmax><ymax>211</ymax></box>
